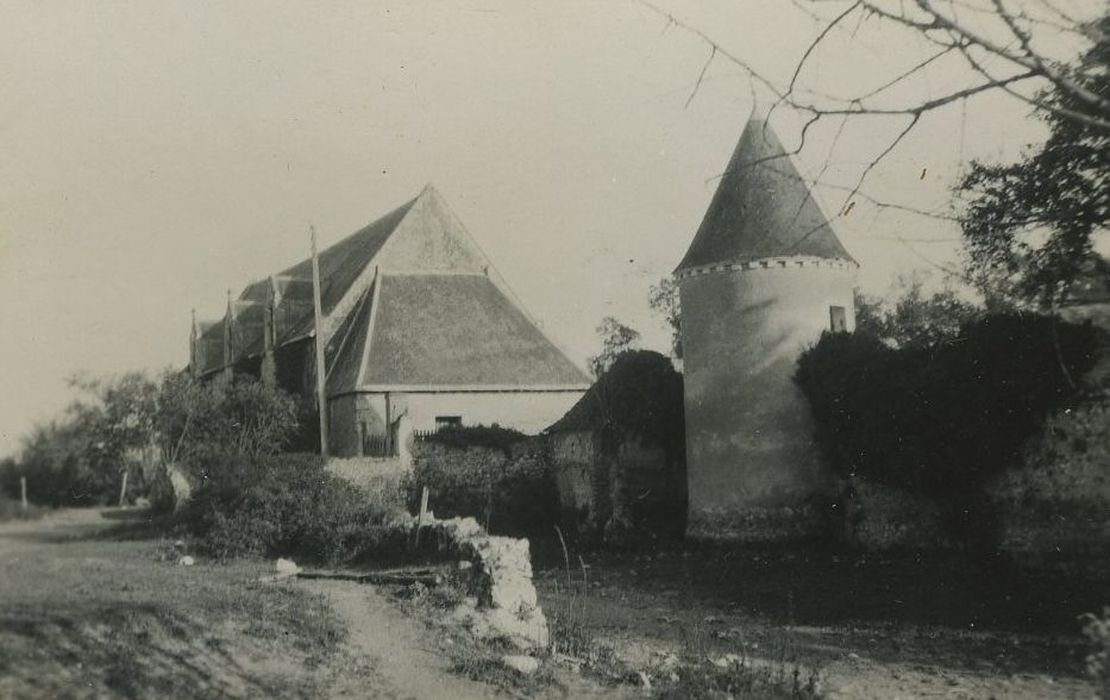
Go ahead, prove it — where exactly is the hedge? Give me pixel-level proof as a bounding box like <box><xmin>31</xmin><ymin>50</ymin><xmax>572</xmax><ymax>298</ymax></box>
<box><xmin>795</xmin><ymin>312</ymin><xmax>1100</xmax><ymax>542</ymax></box>
<box><xmin>182</xmin><ymin>453</ymin><xmax>409</xmax><ymax>563</ymax></box>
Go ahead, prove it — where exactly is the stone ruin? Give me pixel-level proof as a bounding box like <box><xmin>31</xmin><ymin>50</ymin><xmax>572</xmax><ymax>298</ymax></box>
<box><xmin>422</xmin><ymin>515</ymin><xmax>549</xmax><ymax>651</ymax></box>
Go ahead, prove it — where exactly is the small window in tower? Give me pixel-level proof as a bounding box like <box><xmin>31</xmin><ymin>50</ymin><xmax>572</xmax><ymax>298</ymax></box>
<box><xmin>829</xmin><ymin>306</ymin><xmax>847</xmax><ymax>333</ymax></box>
<box><xmin>435</xmin><ymin>416</ymin><xmax>462</xmax><ymax>432</ymax></box>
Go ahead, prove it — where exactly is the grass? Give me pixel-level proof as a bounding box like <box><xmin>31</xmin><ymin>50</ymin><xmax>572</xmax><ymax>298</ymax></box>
<box><xmin>0</xmin><ymin>508</ymin><xmax>355</xmax><ymax>699</ymax></box>
<box><xmin>534</xmin><ymin>540</ymin><xmax>1104</xmax><ymax>699</ymax></box>
<box><xmin>542</xmin><ymin>531</ymin><xmax>823</xmax><ymax>698</ymax></box>
<box><xmin>0</xmin><ymin>495</ymin><xmax>42</xmax><ymax>523</ymax></box>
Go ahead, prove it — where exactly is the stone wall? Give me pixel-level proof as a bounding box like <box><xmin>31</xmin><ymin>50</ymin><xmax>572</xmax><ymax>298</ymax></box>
<box><xmin>827</xmin><ymin>399</ymin><xmax>1110</xmax><ymax>555</ymax></box>
<box><xmin>548</xmin><ymin>431</ymin><xmax>596</xmax><ymax>532</ymax></box>
<box><xmin>989</xmin><ymin>399</ymin><xmax>1110</xmax><ymax>559</ymax></box>
<box><xmin>546</xmin><ymin>429</ymin><xmax>685</xmax><ymax>543</ymax></box>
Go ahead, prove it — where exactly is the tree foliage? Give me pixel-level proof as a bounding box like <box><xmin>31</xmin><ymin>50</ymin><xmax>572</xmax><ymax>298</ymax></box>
<box><xmin>2</xmin><ymin>371</ymin><xmax>301</xmax><ymax>506</ymax></box>
<box><xmin>648</xmin><ymin>276</ymin><xmax>682</xmax><ymax>359</ymax></box>
<box><xmin>588</xmin><ymin>316</ymin><xmax>642</xmax><ymax>377</ymax></box>
<box><xmin>158</xmin><ymin>374</ymin><xmax>299</xmax><ymax>465</ymax></box>
<box><xmin>960</xmin><ymin>14</ymin><xmax>1110</xmax><ymax>303</ymax></box>
<box><xmin>854</xmin><ymin>273</ymin><xmax>982</xmax><ymax>348</ymax></box>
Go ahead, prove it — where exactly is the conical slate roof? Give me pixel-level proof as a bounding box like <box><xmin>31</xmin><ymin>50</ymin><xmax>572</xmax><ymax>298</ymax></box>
<box><xmin>677</xmin><ymin>115</ymin><xmax>854</xmax><ymax>271</ymax></box>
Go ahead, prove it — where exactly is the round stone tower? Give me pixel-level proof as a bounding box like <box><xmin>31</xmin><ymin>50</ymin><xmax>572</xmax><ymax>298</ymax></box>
<box><xmin>676</xmin><ymin>113</ymin><xmax>858</xmax><ymax>540</ymax></box>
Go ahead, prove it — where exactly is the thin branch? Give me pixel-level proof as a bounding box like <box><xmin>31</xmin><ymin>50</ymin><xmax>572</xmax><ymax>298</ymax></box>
<box><xmin>856</xmin><ymin>43</ymin><xmax>960</xmax><ymax>100</ymax></box>
<box><xmin>686</xmin><ymin>45</ymin><xmax>716</xmax><ymax>108</ymax></box>
<box><xmin>912</xmin><ymin>0</ymin><xmax>1110</xmax><ymax>117</ymax></box>
<box><xmin>955</xmin><ymin>41</ymin><xmax>1110</xmax><ymax>130</ymax></box>
<box><xmin>633</xmin><ymin>0</ymin><xmax>785</xmax><ymax>99</ymax></box>
<box><xmin>836</xmin><ymin>112</ymin><xmax>920</xmax><ymax>217</ymax></box>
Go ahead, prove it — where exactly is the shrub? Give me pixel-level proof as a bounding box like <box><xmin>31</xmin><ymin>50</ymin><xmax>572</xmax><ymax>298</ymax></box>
<box><xmin>405</xmin><ymin>432</ymin><xmax>559</xmax><ymax>538</ymax></box>
<box><xmin>796</xmin><ymin>312</ymin><xmax>1100</xmax><ymax>544</ymax></box>
<box><xmin>418</xmin><ymin>424</ymin><xmax>526</xmax><ymax>454</ymax></box>
<box><xmin>158</xmin><ymin>373</ymin><xmax>299</xmax><ymax>463</ymax></box>
<box><xmin>182</xmin><ymin>453</ymin><xmax>409</xmax><ymax>563</ymax></box>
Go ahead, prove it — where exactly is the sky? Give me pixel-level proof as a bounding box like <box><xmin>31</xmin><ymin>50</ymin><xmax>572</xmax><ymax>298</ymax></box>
<box><xmin>0</xmin><ymin>0</ymin><xmax>1098</xmax><ymax>456</ymax></box>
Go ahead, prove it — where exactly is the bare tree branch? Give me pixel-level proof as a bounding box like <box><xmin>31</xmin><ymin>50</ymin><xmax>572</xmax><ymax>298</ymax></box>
<box><xmin>686</xmin><ymin>45</ymin><xmax>717</xmax><ymax>108</ymax></box>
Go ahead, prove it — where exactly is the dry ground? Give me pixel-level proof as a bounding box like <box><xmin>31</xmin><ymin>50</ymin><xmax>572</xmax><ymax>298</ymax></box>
<box><xmin>535</xmin><ymin>543</ymin><xmax>1106</xmax><ymax>699</ymax></box>
<box><xmin>0</xmin><ymin>508</ymin><xmax>508</xmax><ymax>699</ymax></box>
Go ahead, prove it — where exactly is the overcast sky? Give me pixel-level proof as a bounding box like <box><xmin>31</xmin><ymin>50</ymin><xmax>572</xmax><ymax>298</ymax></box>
<box><xmin>0</xmin><ymin>0</ymin><xmax>1097</xmax><ymax>456</ymax></box>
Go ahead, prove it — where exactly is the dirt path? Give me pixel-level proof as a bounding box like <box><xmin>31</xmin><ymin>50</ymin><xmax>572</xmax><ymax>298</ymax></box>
<box><xmin>300</xmin><ymin>579</ymin><xmax>501</xmax><ymax>700</ymax></box>
<box><xmin>0</xmin><ymin>509</ymin><xmax>511</xmax><ymax>699</ymax></box>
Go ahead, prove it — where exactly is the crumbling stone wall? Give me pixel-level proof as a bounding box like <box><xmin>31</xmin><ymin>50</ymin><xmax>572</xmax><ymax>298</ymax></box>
<box><xmin>546</xmin><ymin>429</ymin><xmax>684</xmax><ymax>543</ymax></box>
<box><xmin>424</xmin><ymin>516</ymin><xmax>549</xmax><ymax>650</ymax></box>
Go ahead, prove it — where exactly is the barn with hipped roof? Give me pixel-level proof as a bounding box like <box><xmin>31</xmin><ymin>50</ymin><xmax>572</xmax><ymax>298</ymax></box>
<box><xmin>190</xmin><ymin>185</ymin><xmax>590</xmax><ymax>457</ymax></box>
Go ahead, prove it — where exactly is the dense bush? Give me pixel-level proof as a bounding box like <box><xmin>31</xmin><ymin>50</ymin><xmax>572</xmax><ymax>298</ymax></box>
<box><xmin>418</xmin><ymin>424</ymin><xmax>526</xmax><ymax>454</ymax></box>
<box><xmin>159</xmin><ymin>374</ymin><xmax>299</xmax><ymax>464</ymax></box>
<box><xmin>1</xmin><ymin>421</ymin><xmax>103</xmax><ymax>507</ymax></box>
<box><xmin>553</xmin><ymin>350</ymin><xmax>685</xmax><ymax>460</ymax></box>
<box><xmin>796</xmin><ymin>312</ymin><xmax>1100</xmax><ymax>543</ymax></box>
<box><xmin>405</xmin><ymin>432</ymin><xmax>560</xmax><ymax>538</ymax></box>
<box><xmin>182</xmin><ymin>453</ymin><xmax>409</xmax><ymax>563</ymax></box>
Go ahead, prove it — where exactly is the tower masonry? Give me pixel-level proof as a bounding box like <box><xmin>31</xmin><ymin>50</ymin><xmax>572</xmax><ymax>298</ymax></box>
<box><xmin>676</xmin><ymin>113</ymin><xmax>858</xmax><ymax>540</ymax></box>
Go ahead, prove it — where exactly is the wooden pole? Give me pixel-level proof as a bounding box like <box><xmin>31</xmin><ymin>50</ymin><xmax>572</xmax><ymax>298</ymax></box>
<box><xmin>311</xmin><ymin>226</ymin><xmax>330</xmax><ymax>458</ymax></box>
<box><xmin>20</xmin><ymin>477</ymin><xmax>27</xmax><ymax>512</ymax></box>
<box><xmin>118</xmin><ymin>470</ymin><xmax>129</xmax><ymax>507</ymax></box>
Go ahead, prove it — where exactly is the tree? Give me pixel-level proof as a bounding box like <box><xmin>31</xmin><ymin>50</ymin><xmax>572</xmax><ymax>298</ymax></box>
<box><xmin>959</xmin><ymin>14</ymin><xmax>1109</xmax><ymax>304</ymax></box>
<box><xmin>634</xmin><ymin>1</ymin><xmax>1108</xmax><ymax>251</ymax></box>
<box><xmin>4</xmin><ymin>371</ymin><xmax>301</xmax><ymax>507</ymax></box>
<box><xmin>855</xmin><ymin>273</ymin><xmax>983</xmax><ymax>348</ymax></box>
<box><xmin>157</xmin><ymin>374</ymin><xmax>300</xmax><ymax>464</ymax></box>
<box><xmin>67</xmin><ymin>372</ymin><xmax>160</xmax><ymax>497</ymax></box>
<box><xmin>588</xmin><ymin>317</ymin><xmax>642</xmax><ymax>377</ymax></box>
<box><xmin>649</xmin><ymin>277</ymin><xmax>683</xmax><ymax>359</ymax></box>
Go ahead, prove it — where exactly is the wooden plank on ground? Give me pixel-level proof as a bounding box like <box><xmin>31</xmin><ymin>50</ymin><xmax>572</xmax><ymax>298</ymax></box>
<box><xmin>296</xmin><ymin>567</ymin><xmax>443</xmax><ymax>586</ymax></box>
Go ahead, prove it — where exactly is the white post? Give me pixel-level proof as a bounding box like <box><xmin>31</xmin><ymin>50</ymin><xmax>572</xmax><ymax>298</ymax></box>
<box><xmin>118</xmin><ymin>470</ymin><xmax>129</xmax><ymax>507</ymax></box>
<box><xmin>414</xmin><ymin>487</ymin><xmax>430</xmax><ymax>549</ymax></box>
<box><xmin>20</xmin><ymin>476</ymin><xmax>27</xmax><ymax>512</ymax></box>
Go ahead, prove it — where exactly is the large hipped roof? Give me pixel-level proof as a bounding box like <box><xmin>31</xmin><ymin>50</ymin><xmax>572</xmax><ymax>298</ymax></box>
<box><xmin>327</xmin><ymin>272</ymin><xmax>590</xmax><ymax>392</ymax></box>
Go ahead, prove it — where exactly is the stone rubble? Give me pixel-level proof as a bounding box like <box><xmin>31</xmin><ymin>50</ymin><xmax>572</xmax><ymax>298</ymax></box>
<box><xmin>500</xmin><ymin>654</ymin><xmax>540</xmax><ymax>676</ymax></box>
